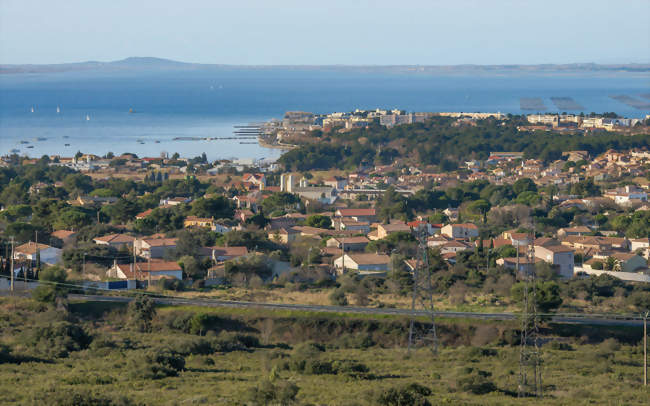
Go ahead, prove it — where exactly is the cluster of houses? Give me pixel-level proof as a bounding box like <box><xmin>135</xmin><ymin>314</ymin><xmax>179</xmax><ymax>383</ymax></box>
<box><xmin>526</xmin><ymin>113</ymin><xmax>648</xmax><ymax>132</ymax></box>
<box><xmin>270</xmin><ymin>109</ymin><xmax>508</xmax><ymax>140</ymax></box>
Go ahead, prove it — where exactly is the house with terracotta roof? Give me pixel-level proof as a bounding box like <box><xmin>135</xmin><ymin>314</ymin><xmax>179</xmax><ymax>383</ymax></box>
<box><xmin>333</xmin><ymin>253</ymin><xmax>391</xmax><ymax>276</ymax></box>
<box><xmin>440</xmin><ymin>240</ymin><xmax>471</xmax><ymax>255</ymax></box>
<box><xmin>334</xmin><ymin>208</ymin><xmax>376</xmax><ymax>222</ymax></box>
<box><xmin>107</xmin><ymin>260</ymin><xmax>183</xmax><ymax>280</ymax></box>
<box><xmin>134</xmin><ymin>236</ymin><xmax>178</xmax><ymax>259</ymax></box>
<box><xmin>534</xmin><ymin>243</ymin><xmax>575</xmax><ymax>278</ymax></box>
<box><xmin>202</xmin><ymin>246</ymin><xmax>249</xmax><ymax>262</ymax></box>
<box><xmin>335</xmin><ymin>218</ymin><xmax>371</xmax><ymax>234</ymax></box>
<box><xmin>183</xmin><ymin>216</ymin><xmax>215</xmax><ymax>229</ymax></box>
<box><xmin>496</xmin><ymin>257</ymin><xmax>540</xmax><ymax>274</ymax></box>
<box><xmin>242</xmin><ymin>173</ymin><xmax>266</xmax><ymax>190</ymax></box>
<box><xmin>50</xmin><ymin>230</ymin><xmax>77</xmax><ymax>245</ymax></box>
<box><xmin>135</xmin><ymin>208</ymin><xmax>156</xmax><ymax>220</ymax></box>
<box><xmin>441</xmin><ymin>223</ymin><xmax>479</xmax><ymax>239</ymax></box>
<box><xmin>427</xmin><ymin>235</ymin><xmax>451</xmax><ymax>248</ymax></box>
<box><xmin>376</xmin><ymin>222</ymin><xmax>411</xmax><ymax>239</ymax></box>
<box><xmin>93</xmin><ymin>234</ymin><xmax>136</xmax><ymax>250</ymax></box>
<box><xmin>557</xmin><ymin>226</ymin><xmax>591</xmax><ymax>238</ymax></box>
<box><xmin>326</xmin><ymin>236</ymin><xmax>370</xmax><ymax>251</ymax></box>
<box><xmin>268</xmin><ymin>227</ymin><xmax>300</xmax><ymax>244</ymax></box>
<box><xmin>13</xmin><ymin>242</ymin><xmax>61</xmax><ymax>265</ymax></box>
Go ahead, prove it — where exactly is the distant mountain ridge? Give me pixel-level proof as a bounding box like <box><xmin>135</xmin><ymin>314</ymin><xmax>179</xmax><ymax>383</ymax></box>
<box><xmin>1</xmin><ymin>57</ymin><xmax>649</xmax><ymax>74</ymax></box>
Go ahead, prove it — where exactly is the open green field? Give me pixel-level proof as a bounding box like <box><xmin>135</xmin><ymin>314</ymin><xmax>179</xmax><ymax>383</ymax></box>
<box><xmin>0</xmin><ymin>298</ymin><xmax>648</xmax><ymax>405</ymax></box>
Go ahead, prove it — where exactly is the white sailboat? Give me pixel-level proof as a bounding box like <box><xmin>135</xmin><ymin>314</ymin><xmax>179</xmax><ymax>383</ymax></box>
<box><xmin>56</xmin><ymin>106</ymin><xmax>61</xmax><ymax>114</ymax></box>
<box><xmin>85</xmin><ymin>114</ymin><xmax>91</xmax><ymax>121</ymax></box>
<box><xmin>30</xmin><ymin>106</ymin><xmax>35</xmax><ymax>113</ymax></box>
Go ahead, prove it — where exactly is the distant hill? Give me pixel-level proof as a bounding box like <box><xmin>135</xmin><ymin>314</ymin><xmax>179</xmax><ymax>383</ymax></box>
<box><xmin>1</xmin><ymin>57</ymin><xmax>649</xmax><ymax>75</ymax></box>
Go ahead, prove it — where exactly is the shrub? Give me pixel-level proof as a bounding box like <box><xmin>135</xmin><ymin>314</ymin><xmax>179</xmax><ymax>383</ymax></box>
<box><xmin>32</xmin><ymin>388</ymin><xmax>134</xmax><ymax>406</ymax></box>
<box><xmin>129</xmin><ymin>348</ymin><xmax>185</xmax><ymax>379</ymax></box>
<box><xmin>247</xmin><ymin>378</ymin><xmax>299</xmax><ymax>406</ymax></box>
<box><xmin>549</xmin><ymin>341</ymin><xmax>573</xmax><ymax>351</ymax></box>
<box><xmin>0</xmin><ymin>344</ymin><xmax>14</xmax><ymax>364</ymax></box>
<box><xmin>24</xmin><ymin>322</ymin><xmax>92</xmax><ymax>358</ymax></box>
<box><xmin>331</xmin><ymin>359</ymin><xmax>370</xmax><ymax>377</ymax></box>
<box><xmin>375</xmin><ymin>383</ymin><xmax>432</xmax><ymax>406</ymax></box>
<box><xmin>457</xmin><ymin>368</ymin><xmax>497</xmax><ymax>394</ymax></box>
<box><xmin>627</xmin><ymin>291</ymin><xmax>650</xmax><ymax>311</ymax></box>
<box><xmin>466</xmin><ymin>346</ymin><xmax>498</xmax><ymax>359</ymax></box>
<box><xmin>329</xmin><ymin>289</ymin><xmax>348</xmax><ymax>306</ymax></box>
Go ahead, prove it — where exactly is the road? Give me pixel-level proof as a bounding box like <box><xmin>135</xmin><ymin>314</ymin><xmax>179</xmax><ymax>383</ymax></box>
<box><xmin>65</xmin><ymin>293</ymin><xmax>644</xmax><ymax>327</ymax></box>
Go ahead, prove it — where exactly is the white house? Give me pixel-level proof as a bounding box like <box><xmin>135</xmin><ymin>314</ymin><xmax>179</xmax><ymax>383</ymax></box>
<box><xmin>13</xmin><ymin>242</ymin><xmax>62</xmax><ymax>266</ymax></box>
<box><xmin>441</xmin><ymin>223</ymin><xmax>479</xmax><ymax>239</ymax></box>
<box><xmin>604</xmin><ymin>186</ymin><xmax>647</xmax><ymax>206</ymax></box>
<box><xmin>333</xmin><ymin>253</ymin><xmax>391</xmax><ymax>276</ymax></box>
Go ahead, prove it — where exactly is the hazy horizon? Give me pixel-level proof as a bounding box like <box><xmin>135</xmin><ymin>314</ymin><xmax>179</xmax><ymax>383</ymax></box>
<box><xmin>2</xmin><ymin>56</ymin><xmax>650</xmax><ymax>67</ymax></box>
<box><xmin>1</xmin><ymin>0</ymin><xmax>648</xmax><ymax>66</ymax></box>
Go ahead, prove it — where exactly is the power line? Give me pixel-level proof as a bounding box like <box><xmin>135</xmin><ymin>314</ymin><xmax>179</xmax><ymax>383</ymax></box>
<box><xmin>0</xmin><ymin>275</ymin><xmax>646</xmax><ymax>323</ymax></box>
<box><xmin>407</xmin><ymin>225</ymin><xmax>438</xmax><ymax>355</ymax></box>
<box><xmin>518</xmin><ymin>228</ymin><xmax>542</xmax><ymax>398</ymax></box>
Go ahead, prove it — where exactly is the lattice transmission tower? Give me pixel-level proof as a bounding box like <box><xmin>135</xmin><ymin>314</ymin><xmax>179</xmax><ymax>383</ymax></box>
<box><xmin>407</xmin><ymin>226</ymin><xmax>438</xmax><ymax>355</ymax></box>
<box><xmin>518</xmin><ymin>228</ymin><xmax>542</xmax><ymax>397</ymax></box>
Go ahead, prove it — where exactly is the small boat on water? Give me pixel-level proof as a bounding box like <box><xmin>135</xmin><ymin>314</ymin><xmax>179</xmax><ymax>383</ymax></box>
<box><xmin>63</xmin><ymin>135</ymin><xmax>69</xmax><ymax>139</ymax></box>
<box><xmin>56</xmin><ymin>106</ymin><xmax>61</xmax><ymax>114</ymax></box>
<box><xmin>30</xmin><ymin>106</ymin><xmax>35</xmax><ymax>113</ymax></box>
<box><xmin>64</xmin><ymin>143</ymin><xmax>70</xmax><ymax>146</ymax></box>
<box><xmin>26</xmin><ymin>146</ymin><xmax>34</xmax><ymax>149</ymax></box>
<box><xmin>154</xmin><ymin>140</ymin><xmax>160</xmax><ymax>144</ymax></box>
<box><xmin>86</xmin><ymin>115</ymin><xmax>91</xmax><ymax>121</ymax></box>
<box><xmin>20</xmin><ymin>140</ymin><xmax>29</xmax><ymax>144</ymax></box>
<box><xmin>36</xmin><ymin>137</ymin><xmax>47</xmax><ymax>141</ymax></box>
<box><xmin>129</xmin><ymin>108</ymin><xmax>136</xmax><ymax>113</ymax></box>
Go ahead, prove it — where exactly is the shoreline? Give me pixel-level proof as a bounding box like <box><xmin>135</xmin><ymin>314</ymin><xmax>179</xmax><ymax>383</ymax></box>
<box><xmin>257</xmin><ymin>136</ymin><xmax>298</xmax><ymax>151</ymax></box>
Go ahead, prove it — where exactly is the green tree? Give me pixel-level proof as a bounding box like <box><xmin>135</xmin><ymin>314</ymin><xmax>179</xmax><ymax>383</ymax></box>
<box><xmin>305</xmin><ymin>214</ymin><xmax>332</xmax><ymax>229</ymax></box>
<box><xmin>329</xmin><ymin>289</ymin><xmax>348</xmax><ymax>306</ymax></box>
<box><xmin>511</xmin><ymin>281</ymin><xmax>562</xmax><ymax>313</ymax></box>
<box><xmin>32</xmin><ymin>266</ymin><xmax>68</xmax><ymax>304</ymax></box>
<box><xmin>191</xmin><ymin>196</ymin><xmax>234</xmax><ymax>219</ymax></box>
<box><xmin>127</xmin><ymin>295</ymin><xmax>157</xmax><ymax>332</ymax></box>
<box><xmin>512</xmin><ymin>178</ymin><xmax>537</xmax><ymax>195</ymax></box>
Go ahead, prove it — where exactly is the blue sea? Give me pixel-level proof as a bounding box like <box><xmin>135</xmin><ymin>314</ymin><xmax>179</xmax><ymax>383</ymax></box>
<box><xmin>1</xmin><ymin>68</ymin><xmax>649</xmax><ymax>160</ymax></box>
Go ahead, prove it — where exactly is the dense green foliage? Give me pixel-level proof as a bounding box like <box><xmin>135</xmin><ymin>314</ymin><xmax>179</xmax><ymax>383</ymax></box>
<box><xmin>278</xmin><ymin>117</ymin><xmax>650</xmax><ymax>170</ymax></box>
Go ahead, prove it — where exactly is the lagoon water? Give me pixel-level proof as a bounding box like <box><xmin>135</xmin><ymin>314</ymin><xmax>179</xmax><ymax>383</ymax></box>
<box><xmin>1</xmin><ymin>68</ymin><xmax>648</xmax><ymax>160</ymax></box>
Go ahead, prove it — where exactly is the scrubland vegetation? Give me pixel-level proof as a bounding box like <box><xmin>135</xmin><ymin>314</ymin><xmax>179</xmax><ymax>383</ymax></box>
<box><xmin>0</xmin><ymin>296</ymin><xmax>648</xmax><ymax>405</ymax></box>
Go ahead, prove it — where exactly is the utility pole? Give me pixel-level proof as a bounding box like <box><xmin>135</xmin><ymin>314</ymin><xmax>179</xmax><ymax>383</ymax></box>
<box><xmin>407</xmin><ymin>226</ymin><xmax>438</xmax><ymax>355</ymax></box>
<box><xmin>642</xmin><ymin>313</ymin><xmax>647</xmax><ymax>387</ymax></box>
<box><xmin>148</xmin><ymin>256</ymin><xmax>152</xmax><ymax>289</ymax></box>
<box><xmin>518</xmin><ymin>227</ymin><xmax>542</xmax><ymax>398</ymax></box>
<box><xmin>9</xmin><ymin>237</ymin><xmax>14</xmax><ymax>292</ymax></box>
<box><xmin>83</xmin><ymin>252</ymin><xmax>87</xmax><ymax>275</ymax></box>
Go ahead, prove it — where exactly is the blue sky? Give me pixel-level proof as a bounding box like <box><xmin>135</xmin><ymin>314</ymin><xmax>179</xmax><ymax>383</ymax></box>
<box><xmin>1</xmin><ymin>0</ymin><xmax>648</xmax><ymax>65</ymax></box>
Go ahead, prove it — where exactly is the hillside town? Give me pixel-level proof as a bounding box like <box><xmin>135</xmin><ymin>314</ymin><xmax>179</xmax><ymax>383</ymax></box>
<box><xmin>262</xmin><ymin>109</ymin><xmax>650</xmax><ymax>144</ymax></box>
<box><xmin>1</xmin><ymin>118</ymin><xmax>649</xmax><ymax>299</ymax></box>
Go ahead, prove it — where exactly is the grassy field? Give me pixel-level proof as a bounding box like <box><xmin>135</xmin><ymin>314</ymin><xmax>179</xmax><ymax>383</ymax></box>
<box><xmin>0</xmin><ymin>297</ymin><xmax>648</xmax><ymax>405</ymax></box>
